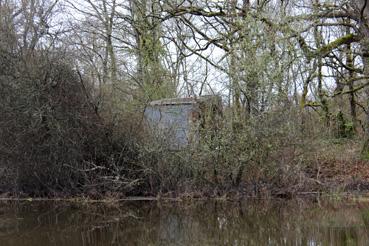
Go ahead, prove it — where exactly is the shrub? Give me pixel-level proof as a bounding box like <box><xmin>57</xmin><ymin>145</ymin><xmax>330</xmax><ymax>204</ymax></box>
<box><xmin>0</xmin><ymin>50</ymin><xmax>140</xmax><ymax>196</ymax></box>
<box><xmin>136</xmin><ymin>106</ymin><xmax>308</xmax><ymax>196</ymax></box>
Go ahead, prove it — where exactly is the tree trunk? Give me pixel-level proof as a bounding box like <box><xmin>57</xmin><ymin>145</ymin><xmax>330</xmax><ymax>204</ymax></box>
<box><xmin>359</xmin><ymin>28</ymin><xmax>369</xmax><ymax>156</ymax></box>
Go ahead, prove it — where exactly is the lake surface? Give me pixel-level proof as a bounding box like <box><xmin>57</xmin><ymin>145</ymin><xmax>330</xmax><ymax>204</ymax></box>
<box><xmin>0</xmin><ymin>198</ymin><xmax>369</xmax><ymax>245</ymax></box>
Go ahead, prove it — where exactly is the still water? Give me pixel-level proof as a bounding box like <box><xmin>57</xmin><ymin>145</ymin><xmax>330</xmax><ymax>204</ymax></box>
<box><xmin>0</xmin><ymin>198</ymin><xmax>369</xmax><ymax>245</ymax></box>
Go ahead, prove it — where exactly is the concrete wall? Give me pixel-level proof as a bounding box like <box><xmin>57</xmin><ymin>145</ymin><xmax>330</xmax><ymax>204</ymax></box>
<box><xmin>144</xmin><ymin>103</ymin><xmax>197</xmax><ymax>149</ymax></box>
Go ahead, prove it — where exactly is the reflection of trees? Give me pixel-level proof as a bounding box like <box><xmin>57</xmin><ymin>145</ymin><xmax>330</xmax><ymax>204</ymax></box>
<box><xmin>0</xmin><ymin>200</ymin><xmax>369</xmax><ymax>245</ymax></box>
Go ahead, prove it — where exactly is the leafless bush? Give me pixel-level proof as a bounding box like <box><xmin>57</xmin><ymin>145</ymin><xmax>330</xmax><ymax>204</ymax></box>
<box><xmin>0</xmin><ymin>50</ymin><xmax>141</xmax><ymax>196</ymax></box>
<box><xmin>135</xmin><ymin>106</ymin><xmax>312</xmax><ymax>196</ymax></box>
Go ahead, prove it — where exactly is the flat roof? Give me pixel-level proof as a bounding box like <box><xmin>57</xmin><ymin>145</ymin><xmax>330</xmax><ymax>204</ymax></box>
<box><xmin>149</xmin><ymin>97</ymin><xmax>196</xmax><ymax>106</ymax></box>
<box><xmin>149</xmin><ymin>96</ymin><xmax>219</xmax><ymax>106</ymax></box>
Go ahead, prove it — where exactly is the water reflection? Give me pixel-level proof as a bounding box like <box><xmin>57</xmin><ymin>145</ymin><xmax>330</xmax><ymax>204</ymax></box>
<box><xmin>0</xmin><ymin>199</ymin><xmax>368</xmax><ymax>245</ymax></box>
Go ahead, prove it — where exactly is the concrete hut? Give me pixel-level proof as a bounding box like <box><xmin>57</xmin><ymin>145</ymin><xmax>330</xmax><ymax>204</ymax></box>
<box><xmin>144</xmin><ymin>96</ymin><xmax>222</xmax><ymax>149</ymax></box>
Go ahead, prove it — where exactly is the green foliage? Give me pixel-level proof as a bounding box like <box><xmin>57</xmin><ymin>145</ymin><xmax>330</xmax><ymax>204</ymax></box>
<box><xmin>344</xmin><ymin>121</ymin><xmax>355</xmax><ymax>138</ymax></box>
<box><xmin>335</xmin><ymin>112</ymin><xmax>355</xmax><ymax>139</ymax></box>
<box><xmin>361</xmin><ymin>138</ymin><xmax>369</xmax><ymax>160</ymax></box>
